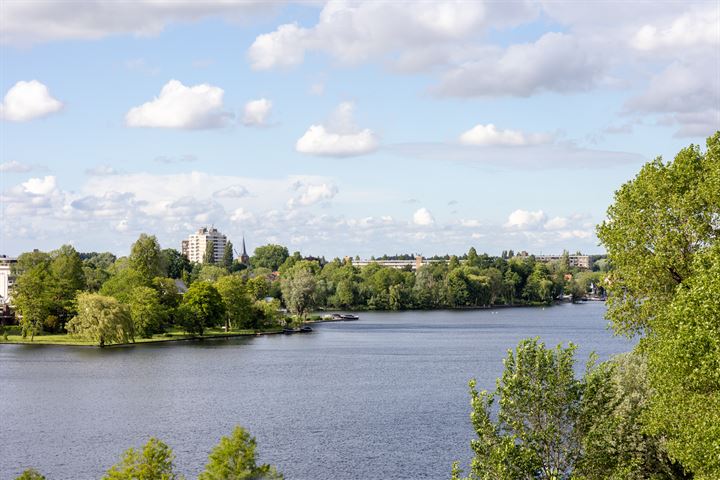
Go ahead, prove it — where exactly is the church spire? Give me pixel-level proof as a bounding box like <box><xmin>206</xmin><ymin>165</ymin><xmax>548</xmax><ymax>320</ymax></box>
<box><xmin>240</xmin><ymin>234</ymin><xmax>250</xmax><ymax>265</ymax></box>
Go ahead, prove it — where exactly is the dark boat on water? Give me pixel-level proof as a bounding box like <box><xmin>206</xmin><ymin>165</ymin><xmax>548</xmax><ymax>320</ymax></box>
<box><xmin>283</xmin><ymin>328</ymin><xmax>295</xmax><ymax>334</ymax></box>
<box><xmin>339</xmin><ymin>314</ymin><xmax>359</xmax><ymax>320</ymax></box>
<box><xmin>299</xmin><ymin>325</ymin><xmax>313</xmax><ymax>333</ymax></box>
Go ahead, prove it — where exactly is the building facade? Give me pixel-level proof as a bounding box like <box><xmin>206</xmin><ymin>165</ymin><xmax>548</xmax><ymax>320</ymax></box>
<box><xmin>183</xmin><ymin>227</ymin><xmax>227</xmax><ymax>264</ymax></box>
<box><xmin>0</xmin><ymin>255</ymin><xmax>17</xmax><ymax>305</ymax></box>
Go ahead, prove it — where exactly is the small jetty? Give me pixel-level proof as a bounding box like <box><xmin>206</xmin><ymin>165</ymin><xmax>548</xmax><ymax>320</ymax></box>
<box><xmin>323</xmin><ymin>313</ymin><xmax>360</xmax><ymax>321</ymax></box>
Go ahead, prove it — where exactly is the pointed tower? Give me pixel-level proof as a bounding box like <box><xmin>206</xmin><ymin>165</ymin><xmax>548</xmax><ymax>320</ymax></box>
<box><xmin>240</xmin><ymin>235</ymin><xmax>250</xmax><ymax>265</ymax></box>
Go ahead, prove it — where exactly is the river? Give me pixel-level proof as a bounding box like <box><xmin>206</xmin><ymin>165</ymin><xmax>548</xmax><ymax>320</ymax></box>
<box><xmin>0</xmin><ymin>303</ymin><xmax>633</xmax><ymax>479</ymax></box>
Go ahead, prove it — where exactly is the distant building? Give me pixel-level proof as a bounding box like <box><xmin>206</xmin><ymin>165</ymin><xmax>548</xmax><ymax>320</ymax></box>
<box><xmin>239</xmin><ymin>236</ymin><xmax>250</xmax><ymax>265</ymax></box>
<box><xmin>183</xmin><ymin>227</ymin><xmax>227</xmax><ymax>264</ymax></box>
<box><xmin>0</xmin><ymin>255</ymin><xmax>18</xmax><ymax>305</ymax></box>
<box><xmin>353</xmin><ymin>255</ymin><xmax>436</xmax><ymax>271</ymax></box>
<box><xmin>535</xmin><ymin>254</ymin><xmax>592</xmax><ymax>269</ymax></box>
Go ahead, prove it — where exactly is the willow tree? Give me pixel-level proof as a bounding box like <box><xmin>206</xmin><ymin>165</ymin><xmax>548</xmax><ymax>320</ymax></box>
<box><xmin>66</xmin><ymin>293</ymin><xmax>134</xmax><ymax>346</ymax></box>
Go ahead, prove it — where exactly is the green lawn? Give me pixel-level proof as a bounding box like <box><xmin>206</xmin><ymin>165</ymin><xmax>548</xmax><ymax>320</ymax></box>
<box><xmin>0</xmin><ymin>325</ymin><xmax>283</xmax><ymax>347</ymax></box>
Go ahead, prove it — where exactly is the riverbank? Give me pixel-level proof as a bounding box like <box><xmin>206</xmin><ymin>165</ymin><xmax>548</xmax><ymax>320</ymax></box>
<box><xmin>0</xmin><ymin>326</ymin><xmax>285</xmax><ymax>347</ymax></box>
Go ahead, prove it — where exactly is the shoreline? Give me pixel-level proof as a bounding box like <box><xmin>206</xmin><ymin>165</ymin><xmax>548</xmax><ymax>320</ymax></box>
<box><xmin>1</xmin><ymin>301</ymin><xmax>605</xmax><ymax>347</ymax></box>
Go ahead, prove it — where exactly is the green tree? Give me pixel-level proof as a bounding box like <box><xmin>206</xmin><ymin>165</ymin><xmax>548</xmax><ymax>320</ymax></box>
<box><xmin>643</xmin><ymin>245</ymin><xmax>720</xmax><ymax>479</ymax></box>
<box><xmin>11</xmin><ymin>263</ymin><xmax>53</xmax><ymax>340</ymax></box>
<box><xmin>280</xmin><ymin>263</ymin><xmax>317</xmax><ymax>318</ymax></box>
<box><xmin>127</xmin><ymin>286</ymin><xmax>166</xmax><ymax>337</ymax></box>
<box><xmin>453</xmin><ymin>339</ymin><xmax>584</xmax><ymax>480</ymax></box>
<box><xmin>222</xmin><ymin>241</ymin><xmax>234</xmax><ymax>270</ymax></box>
<box><xmin>129</xmin><ymin>234</ymin><xmax>163</xmax><ymax>284</ymax></box>
<box><xmin>197</xmin><ymin>264</ymin><xmax>229</xmax><ymax>283</ymax></box>
<box><xmin>204</xmin><ymin>240</ymin><xmax>215</xmax><ymax>265</ymax></box>
<box><xmin>215</xmin><ymin>275</ymin><xmax>253</xmax><ymax>330</ymax></box>
<box><xmin>178</xmin><ymin>282</ymin><xmax>225</xmax><ymax>335</ymax></box>
<box><xmin>199</xmin><ymin>426</ymin><xmax>283</xmax><ymax>480</ymax></box>
<box><xmin>49</xmin><ymin>244</ymin><xmax>86</xmax><ymax>326</ymax></box>
<box><xmin>15</xmin><ymin>469</ymin><xmax>46</xmax><ymax>480</ymax></box>
<box><xmin>161</xmin><ymin>248</ymin><xmax>190</xmax><ymax>279</ymax></box>
<box><xmin>66</xmin><ymin>293</ymin><xmax>134</xmax><ymax>346</ymax></box>
<box><xmin>251</xmin><ymin>244</ymin><xmax>289</xmax><ymax>271</ymax></box>
<box><xmin>597</xmin><ymin>134</ymin><xmax>720</xmax><ymax>335</ymax></box>
<box><xmin>577</xmin><ymin>353</ymin><xmax>688</xmax><ymax>480</ymax></box>
<box><xmin>597</xmin><ymin>134</ymin><xmax>720</xmax><ymax>478</ymax></box>
<box><xmin>103</xmin><ymin>438</ymin><xmax>181</xmax><ymax>480</ymax></box>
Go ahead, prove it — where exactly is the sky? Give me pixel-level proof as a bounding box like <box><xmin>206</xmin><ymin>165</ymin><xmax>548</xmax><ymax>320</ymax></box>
<box><xmin>1</xmin><ymin>0</ymin><xmax>718</xmax><ymax>259</ymax></box>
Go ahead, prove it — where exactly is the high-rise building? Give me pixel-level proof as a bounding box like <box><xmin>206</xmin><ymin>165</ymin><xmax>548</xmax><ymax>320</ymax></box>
<box><xmin>183</xmin><ymin>227</ymin><xmax>227</xmax><ymax>264</ymax></box>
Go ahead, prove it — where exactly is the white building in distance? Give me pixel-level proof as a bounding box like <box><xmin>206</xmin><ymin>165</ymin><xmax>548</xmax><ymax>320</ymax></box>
<box><xmin>0</xmin><ymin>255</ymin><xmax>17</xmax><ymax>305</ymax></box>
<box><xmin>182</xmin><ymin>227</ymin><xmax>227</xmax><ymax>264</ymax></box>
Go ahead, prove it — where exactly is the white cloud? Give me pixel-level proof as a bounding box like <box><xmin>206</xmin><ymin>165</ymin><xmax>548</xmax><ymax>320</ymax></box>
<box><xmin>0</xmin><ymin>80</ymin><xmax>63</xmax><ymax>122</ymax></box>
<box><xmin>413</xmin><ymin>208</ymin><xmax>435</xmax><ymax>226</ymax></box>
<box><xmin>296</xmin><ymin>102</ymin><xmax>379</xmax><ymax>157</ymax></box>
<box><xmin>625</xmin><ymin>61</ymin><xmax>720</xmax><ymax>137</ymax></box>
<box><xmin>125</xmin><ymin>79</ymin><xmax>231</xmax><ymax>129</ymax></box>
<box><xmin>287</xmin><ymin>183</ymin><xmax>339</xmax><ymax>208</ymax></box>
<box><xmin>460</xmin><ymin>219</ymin><xmax>482</xmax><ymax>227</ymax></box>
<box><xmin>214</xmin><ymin>185</ymin><xmax>249</xmax><ymax>198</ymax></box>
<box><xmin>631</xmin><ymin>7</ymin><xmax>720</xmax><ymax>52</ymax></box>
<box><xmin>436</xmin><ymin>32</ymin><xmax>607</xmax><ymax>97</ymax></box>
<box><xmin>22</xmin><ymin>176</ymin><xmax>57</xmax><ymax>195</ymax></box>
<box><xmin>505</xmin><ymin>209</ymin><xmax>546</xmax><ymax>229</ymax></box>
<box><xmin>459</xmin><ymin>124</ymin><xmax>553</xmax><ymax>146</ymax></box>
<box><xmin>249</xmin><ymin>23</ymin><xmax>310</xmax><ymax>70</ymax></box>
<box><xmin>2</xmin><ymin>1</ymin><xmax>275</xmax><ymax>45</ymax></box>
<box><xmin>248</xmin><ymin>1</ymin><xmax>537</xmax><ymax>70</ymax></box>
<box><xmin>230</xmin><ymin>207</ymin><xmax>255</xmax><ymax>223</ymax></box>
<box><xmin>0</xmin><ymin>160</ymin><xmax>33</xmax><ymax>173</ymax></box>
<box><xmin>543</xmin><ymin>216</ymin><xmax>569</xmax><ymax>230</ymax></box>
<box><xmin>242</xmin><ymin>98</ymin><xmax>272</xmax><ymax>126</ymax></box>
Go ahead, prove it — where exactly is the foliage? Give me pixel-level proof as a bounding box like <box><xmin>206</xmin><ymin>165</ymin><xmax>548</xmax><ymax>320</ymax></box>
<box><xmin>15</xmin><ymin>469</ymin><xmax>46</xmax><ymax>480</ymax></box>
<box><xmin>196</xmin><ymin>264</ymin><xmax>229</xmax><ymax>283</ymax></box>
<box><xmin>251</xmin><ymin>244</ymin><xmax>289</xmax><ymax>271</ymax></box>
<box><xmin>577</xmin><ymin>353</ymin><xmax>688</xmax><ymax>480</ymax></box>
<box><xmin>280</xmin><ymin>261</ymin><xmax>318</xmax><ymax>317</ymax></box>
<box><xmin>597</xmin><ymin>133</ymin><xmax>720</xmax><ymax>478</ymax></box>
<box><xmin>643</xmin><ymin>245</ymin><xmax>720</xmax><ymax>479</ymax></box>
<box><xmin>597</xmin><ymin>133</ymin><xmax>720</xmax><ymax>335</ymax></box>
<box><xmin>11</xmin><ymin>262</ymin><xmax>53</xmax><ymax>340</ymax></box>
<box><xmin>215</xmin><ymin>275</ymin><xmax>253</xmax><ymax>330</ymax></box>
<box><xmin>161</xmin><ymin>248</ymin><xmax>190</xmax><ymax>279</ymax></box>
<box><xmin>66</xmin><ymin>293</ymin><xmax>134</xmax><ymax>346</ymax></box>
<box><xmin>178</xmin><ymin>282</ymin><xmax>225</xmax><ymax>335</ymax></box>
<box><xmin>103</xmin><ymin>438</ymin><xmax>182</xmax><ymax>480</ymax></box>
<box><xmin>129</xmin><ymin>234</ymin><xmax>164</xmax><ymax>285</ymax></box>
<box><xmin>199</xmin><ymin>426</ymin><xmax>283</xmax><ymax>480</ymax></box>
<box><xmin>453</xmin><ymin>338</ymin><xmax>584</xmax><ymax>480</ymax></box>
<box><xmin>100</xmin><ymin>266</ymin><xmax>145</xmax><ymax>304</ymax></box>
<box><xmin>204</xmin><ymin>240</ymin><xmax>215</xmax><ymax>265</ymax></box>
<box><xmin>222</xmin><ymin>241</ymin><xmax>234</xmax><ymax>269</ymax></box>
<box><xmin>127</xmin><ymin>286</ymin><xmax>166</xmax><ymax>337</ymax></box>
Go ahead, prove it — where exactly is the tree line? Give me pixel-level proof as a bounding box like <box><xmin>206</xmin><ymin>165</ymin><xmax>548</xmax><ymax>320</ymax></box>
<box><xmin>7</xmin><ymin>236</ymin><xmax>604</xmax><ymax>343</ymax></box>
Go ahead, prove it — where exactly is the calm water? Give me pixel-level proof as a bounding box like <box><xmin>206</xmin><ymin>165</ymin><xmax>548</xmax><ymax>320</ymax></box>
<box><xmin>0</xmin><ymin>303</ymin><xmax>632</xmax><ymax>480</ymax></box>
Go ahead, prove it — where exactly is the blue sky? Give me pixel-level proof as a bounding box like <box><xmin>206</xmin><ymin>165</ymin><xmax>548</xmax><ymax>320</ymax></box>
<box><xmin>1</xmin><ymin>1</ymin><xmax>718</xmax><ymax>258</ymax></box>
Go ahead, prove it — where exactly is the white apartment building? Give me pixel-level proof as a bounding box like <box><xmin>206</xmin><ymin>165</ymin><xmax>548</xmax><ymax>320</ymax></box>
<box><xmin>0</xmin><ymin>255</ymin><xmax>17</xmax><ymax>305</ymax></box>
<box><xmin>182</xmin><ymin>227</ymin><xmax>227</xmax><ymax>264</ymax></box>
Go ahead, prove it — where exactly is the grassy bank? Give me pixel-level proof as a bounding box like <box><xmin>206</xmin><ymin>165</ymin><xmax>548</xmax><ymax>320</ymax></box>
<box><xmin>0</xmin><ymin>325</ymin><xmax>284</xmax><ymax>347</ymax></box>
